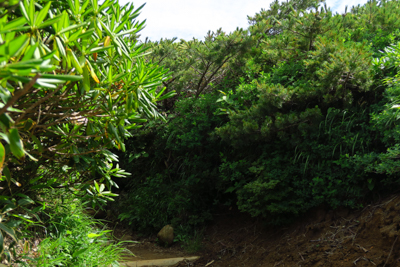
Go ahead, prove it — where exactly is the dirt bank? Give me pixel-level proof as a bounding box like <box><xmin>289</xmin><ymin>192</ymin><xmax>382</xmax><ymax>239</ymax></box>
<box><xmin>120</xmin><ymin>194</ymin><xmax>400</xmax><ymax>267</ymax></box>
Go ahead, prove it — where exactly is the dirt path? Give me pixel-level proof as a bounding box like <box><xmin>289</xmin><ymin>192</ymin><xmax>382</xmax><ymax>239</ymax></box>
<box><xmin>189</xmin><ymin>195</ymin><xmax>400</xmax><ymax>267</ymax></box>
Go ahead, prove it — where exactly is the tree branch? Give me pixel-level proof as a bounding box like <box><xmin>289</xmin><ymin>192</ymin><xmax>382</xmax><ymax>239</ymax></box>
<box><xmin>0</xmin><ymin>74</ymin><xmax>40</xmax><ymax>117</ymax></box>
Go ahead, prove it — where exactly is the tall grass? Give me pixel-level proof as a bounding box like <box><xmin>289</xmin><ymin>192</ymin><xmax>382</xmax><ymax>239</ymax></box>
<box><xmin>28</xmin><ymin>191</ymin><xmax>125</xmax><ymax>267</ymax></box>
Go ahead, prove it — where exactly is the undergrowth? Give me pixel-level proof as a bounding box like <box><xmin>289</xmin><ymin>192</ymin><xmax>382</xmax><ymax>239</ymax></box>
<box><xmin>5</xmin><ymin>190</ymin><xmax>127</xmax><ymax>266</ymax></box>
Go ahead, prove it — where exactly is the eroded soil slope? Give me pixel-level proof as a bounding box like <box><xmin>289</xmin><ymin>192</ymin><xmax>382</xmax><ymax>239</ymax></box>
<box><xmin>118</xmin><ymin>194</ymin><xmax>400</xmax><ymax>267</ymax></box>
<box><xmin>175</xmin><ymin>195</ymin><xmax>400</xmax><ymax>267</ymax></box>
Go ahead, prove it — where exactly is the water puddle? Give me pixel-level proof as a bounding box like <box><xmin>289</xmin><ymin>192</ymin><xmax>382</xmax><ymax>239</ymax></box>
<box><xmin>119</xmin><ymin>241</ymin><xmax>199</xmax><ymax>267</ymax></box>
<box><xmin>120</xmin><ymin>256</ymin><xmax>200</xmax><ymax>267</ymax></box>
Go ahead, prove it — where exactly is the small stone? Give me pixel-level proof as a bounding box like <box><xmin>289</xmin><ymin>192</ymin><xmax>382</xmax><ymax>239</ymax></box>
<box><xmin>157</xmin><ymin>225</ymin><xmax>174</xmax><ymax>245</ymax></box>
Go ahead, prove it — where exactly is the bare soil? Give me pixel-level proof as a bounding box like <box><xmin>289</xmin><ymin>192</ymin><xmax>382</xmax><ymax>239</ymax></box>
<box><xmin>117</xmin><ymin>194</ymin><xmax>400</xmax><ymax>267</ymax></box>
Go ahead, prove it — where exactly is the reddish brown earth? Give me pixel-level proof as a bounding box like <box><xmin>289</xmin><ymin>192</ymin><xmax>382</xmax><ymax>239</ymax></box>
<box><xmin>118</xmin><ymin>194</ymin><xmax>400</xmax><ymax>267</ymax></box>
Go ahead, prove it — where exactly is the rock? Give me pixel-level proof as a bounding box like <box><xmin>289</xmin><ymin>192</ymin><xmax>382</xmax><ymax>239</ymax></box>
<box><xmin>157</xmin><ymin>225</ymin><xmax>174</xmax><ymax>245</ymax></box>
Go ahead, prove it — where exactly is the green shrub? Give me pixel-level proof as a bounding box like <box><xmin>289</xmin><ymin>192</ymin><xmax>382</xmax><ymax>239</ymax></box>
<box><xmin>0</xmin><ymin>0</ymin><xmax>172</xmax><ymax>257</ymax></box>
<box><xmin>116</xmin><ymin>94</ymin><xmax>224</xmax><ymax>234</ymax></box>
<box><xmin>33</xmin><ymin>191</ymin><xmax>125</xmax><ymax>267</ymax></box>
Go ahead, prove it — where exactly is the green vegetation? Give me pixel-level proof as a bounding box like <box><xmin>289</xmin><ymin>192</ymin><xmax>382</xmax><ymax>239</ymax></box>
<box><xmin>3</xmin><ymin>0</ymin><xmax>400</xmax><ymax>264</ymax></box>
<box><xmin>117</xmin><ymin>0</ymin><xmax>400</xmax><ymax>237</ymax></box>
<box><xmin>32</xmin><ymin>192</ymin><xmax>125</xmax><ymax>267</ymax></box>
<box><xmin>0</xmin><ymin>0</ymin><xmax>172</xmax><ymax>264</ymax></box>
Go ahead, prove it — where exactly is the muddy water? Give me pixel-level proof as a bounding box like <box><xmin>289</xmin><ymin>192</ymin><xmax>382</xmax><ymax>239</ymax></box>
<box><xmin>122</xmin><ymin>245</ymin><xmax>186</xmax><ymax>261</ymax></box>
<box><xmin>119</xmin><ymin>242</ymin><xmax>199</xmax><ymax>266</ymax></box>
<box><xmin>121</xmin><ymin>257</ymin><xmax>200</xmax><ymax>267</ymax></box>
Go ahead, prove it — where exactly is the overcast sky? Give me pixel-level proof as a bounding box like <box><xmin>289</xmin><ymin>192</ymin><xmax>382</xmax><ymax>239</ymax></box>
<box><xmin>118</xmin><ymin>0</ymin><xmax>370</xmax><ymax>41</ymax></box>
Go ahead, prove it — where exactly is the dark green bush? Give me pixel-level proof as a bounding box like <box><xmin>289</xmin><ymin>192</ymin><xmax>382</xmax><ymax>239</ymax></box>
<box><xmin>116</xmin><ymin>94</ymin><xmax>226</xmax><ymax>234</ymax></box>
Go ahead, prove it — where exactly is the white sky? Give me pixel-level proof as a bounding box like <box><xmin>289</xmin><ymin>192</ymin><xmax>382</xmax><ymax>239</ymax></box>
<box><xmin>118</xmin><ymin>0</ymin><xmax>370</xmax><ymax>41</ymax></box>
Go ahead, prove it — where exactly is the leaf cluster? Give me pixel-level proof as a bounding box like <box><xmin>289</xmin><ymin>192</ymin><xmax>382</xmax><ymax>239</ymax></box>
<box><xmin>0</xmin><ymin>0</ymin><xmax>172</xmax><ymax>260</ymax></box>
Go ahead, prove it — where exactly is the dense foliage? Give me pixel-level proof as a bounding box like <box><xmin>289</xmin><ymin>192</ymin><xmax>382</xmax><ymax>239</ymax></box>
<box><xmin>117</xmin><ymin>0</ymin><xmax>400</xmax><ymax>237</ymax></box>
<box><xmin>4</xmin><ymin>0</ymin><xmax>400</xmax><ymax>262</ymax></box>
<box><xmin>116</xmin><ymin>94</ymin><xmax>227</xmax><ymax>234</ymax></box>
<box><xmin>0</xmin><ymin>0</ymin><xmax>173</xmax><ymax>263</ymax></box>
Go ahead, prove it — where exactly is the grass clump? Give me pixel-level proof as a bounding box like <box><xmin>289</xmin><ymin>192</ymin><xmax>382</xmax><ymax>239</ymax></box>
<box><xmin>28</xmin><ymin>191</ymin><xmax>125</xmax><ymax>267</ymax></box>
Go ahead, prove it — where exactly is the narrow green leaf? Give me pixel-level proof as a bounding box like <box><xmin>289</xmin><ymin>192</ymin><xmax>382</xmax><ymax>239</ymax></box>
<box><xmin>95</xmin><ymin>19</ymin><xmax>102</xmax><ymax>39</ymax></box>
<box><xmin>3</xmin><ymin>17</ymin><xmax>27</xmax><ymax>31</ymax></box>
<box><xmin>38</xmin><ymin>15</ymin><xmax>62</xmax><ymax>29</ymax></box>
<box><xmin>0</xmin><ymin>231</ymin><xmax>4</xmax><ymax>255</ymax></box>
<box><xmin>83</xmin><ymin>64</ymin><xmax>91</xmax><ymax>92</ymax></box>
<box><xmin>20</xmin><ymin>0</ymin><xmax>30</xmax><ymax>23</ymax></box>
<box><xmin>0</xmin><ymin>223</ymin><xmax>17</xmax><ymax>242</ymax></box>
<box><xmin>25</xmin><ymin>150</ymin><xmax>38</xmax><ymax>161</ymax></box>
<box><xmin>155</xmin><ymin>87</ymin><xmax>166</xmax><ymax>98</ymax></box>
<box><xmin>116</xmin><ymin>28</ymin><xmax>137</xmax><ymax>37</ymax></box>
<box><xmin>107</xmin><ymin>65</ymin><xmax>112</xmax><ymax>83</ymax></box>
<box><xmin>67</xmin><ymin>49</ymin><xmax>83</xmax><ymax>74</ymax></box>
<box><xmin>98</xmin><ymin>20</ymin><xmax>113</xmax><ymax>37</ymax></box>
<box><xmin>94</xmin><ymin>180</ymin><xmax>99</xmax><ymax>192</ymax></box>
<box><xmin>8</xmin><ymin>129</ymin><xmax>24</xmax><ymax>159</ymax></box>
<box><xmin>66</xmin><ymin>0</ymin><xmax>74</xmax><ymax>13</ymax></box>
<box><xmin>12</xmin><ymin>214</ymin><xmax>34</xmax><ymax>223</ymax></box>
<box><xmin>67</xmin><ymin>28</ymin><xmax>83</xmax><ymax>43</ymax></box>
<box><xmin>81</xmin><ymin>0</ymin><xmax>90</xmax><ymax>11</ymax></box>
<box><xmin>28</xmin><ymin>0</ymin><xmax>35</xmax><ymax>24</ymax></box>
<box><xmin>99</xmin><ymin>183</ymin><xmax>105</xmax><ymax>192</ymax></box>
<box><xmin>9</xmin><ymin>34</ymin><xmax>29</xmax><ymax>58</ymax></box>
<box><xmin>58</xmin><ymin>22</ymin><xmax>87</xmax><ymax>35</ymax></box>
<box><xmin>87</xmin><ymin>233</ymin><xmax>102</xmax><ymax>238</ymax></box>
<box><xmin>3</xmin><ymin>167</ymin><xmax>11</xmax><ymax>183</ymax></box>
<box><xmin>0</xmin><ymin>113</ymin><xmax>13</xmax><ymax>129</ymax></box>
<box><xmin>130</xmin><ymin>118</ymin><xmax>147</xmax><ymax>123</ymax></box>
<box><xmin>75</xmin><ymin>28</ymin><xmax>94</xmax><ymax>40</ymax></box>
<box><xmin>40</xmin><ymin>74</ymin><xmax>83</xmax><ymax>81</ymax></box>
<box><xmin>107</xmin><ymin>123</ymin><xmax>121</xmax><ymax>143</ymax></box>
<box><xmin>74</xmin><ymin>0</ymin><xmax>79</xmax><ymax>15</ymax></box>
<box><xmin>72</xmin><ymin>248</ymin><xmax>88</xmax><ymax>258</ymax></box>
<box><xmin>35</xmin><ymin>1</ymin><xmax>51</xmax><ymax>26</ymax></box>
<box><xmin>98</xmin><ymin>0</ymin><xmax>113</xmax><ymax>12</ymax></box>
<box><xmin>125</xmin><ymin>93</ymin><xmax>133</xmax><ymax>111</ymax></box>
<box><xmin>3</xmin><ymin>203</ymin><xmax>16</xmax><ymax>213</ymax></box>
<box><xmin>0</xmin><ymin>143</ymin><xmax>5</xmax><ymax>174</ymax></box>
<box><xmin>55</xmin><ymin>37</ymin><xmax>66</xmax><ymax>58</ymax></box>
<box><xmin>157</xmin><ymin>90</ymin><xmax>176</xmax><ymax>101</ymax></box>
<box><xmin>89</xmin><ymin>46</ymin><xmax>115</xmax><ymax>53</ymax></box>
<box><xmin>18</xmin><ymin>197</ymin><xmax>34</xmax><ymax>206</ymax></box>
<box><xmin>91</xmin><ymin>0</ymin><xmax>98</xmax><ymax>12</ymax></box>
<box><xmin>22</xmin><ymin>42</ymin><xmax>39</xmax><ymax>61</ymax></box>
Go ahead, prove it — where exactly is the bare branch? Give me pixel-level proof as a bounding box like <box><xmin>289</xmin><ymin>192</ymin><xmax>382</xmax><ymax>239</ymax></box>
<box><xmin>0</xmin><ymin>74</ymin><xmax>40</xmax><ymax>117</ymax></box>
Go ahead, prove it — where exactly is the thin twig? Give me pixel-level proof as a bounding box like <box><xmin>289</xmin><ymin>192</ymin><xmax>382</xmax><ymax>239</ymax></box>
<box><xmin>299</xmin><ymin>252</ymin><xmax>305</xmax><ymax>261</ymax></box>
<box><xmin>0</xmin><ymin>74</ymin><xmax>41</xmax><ymax>117</ymax></box>
<box><xmin>16</xmin><ymin>82</ymin><xmax>65</xmax><ymax>124</ymax></box>
<box><xmin>383</xmin><ymin>235</ymin><xmax>398</xmax><ymax>267</ymax></box>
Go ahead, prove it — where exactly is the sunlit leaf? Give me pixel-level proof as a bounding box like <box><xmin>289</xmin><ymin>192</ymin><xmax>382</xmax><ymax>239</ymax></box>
<box><xmin>8</xmin><ymin>129</ymin><xmax>24</xmax><ymax>159</ymax></box>
<box><xmin>36</xmin><ymin>1</ymin><xmax>52</xmax><ymax>27</ymax></box>
<box><xmin>67</xmin><ymin>48</ymin><xmax>83</xmax><ymax>74</ymax></box>
<box><xmin>0</xmin><ymin>223</ymin><xmax>17</xmax><ymax>242</ymax></box>
<box><xmin>9</xmin><ymin>34</ymin><xmax>29</xmax><ymax>58</ymax></box>
<box><xmin>38</xmin><ymin>14</ymin><xmax>63</xmax><ymax>29</ymax></box>
<box><xmin>0</xmin><ymin>143</ymin><xmax>5</xmax><ymax>175</ymax></box>
<box><xmin>104</xmin><ymin>36</ymin><xmax>111</xmax><ymax>47</ymax></box>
